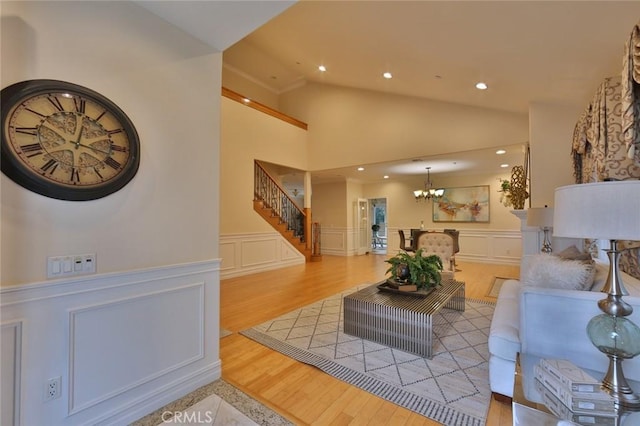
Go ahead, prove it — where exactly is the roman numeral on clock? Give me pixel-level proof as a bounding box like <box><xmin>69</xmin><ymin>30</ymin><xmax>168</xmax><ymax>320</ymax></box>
<box><xmin>94</xmin><ymin>167</ymin><xmax>103</xmax><ymax>179</ymax></box>
<box><xmin>20</xmin><ymin>143</ymin><xmax>44</xmax><ymax>157</ymax></box>
<box><xmin>71</xmin><ymin>168</ymin><xmax>80</xmax><ymax>183</ymax></box>
<box><xmin>47</xmin><ymin>96</ymin><xmax>64</xmax><ymax>112</ymax></box>
<box><xmin>41</xmin><ymin>159</ymin><xmax>58</xmax><ymax>174</ymax></box>
<box><xmin>74</xmin><ymin>98</ymin><xmax>86</xmax><ymax>113</ymax></box>
<box><xmin>25</xmin><ymin>108</ymin><xmax>46</xmax><ymax>118</ymax></box>
<box><xmin>15</xmin><ymin>127</ymin><xmax>38</xmax><ymax>136</ymax></box>
<box><xmin>111</xmin><ymin>144</ymin><xmax>127</xmax><ymax>152</ymax></box>
<box><xmin>104</xmin><ymin>157</ymin><xmax>121</xmax><ymax>170</ymax></box>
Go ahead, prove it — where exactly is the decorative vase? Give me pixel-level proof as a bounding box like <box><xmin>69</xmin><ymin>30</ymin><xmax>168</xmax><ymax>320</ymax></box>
<box><xmin>396</xmin><ymin>263</ymin><xmax>410</xmax><ymax>281</ymax></box>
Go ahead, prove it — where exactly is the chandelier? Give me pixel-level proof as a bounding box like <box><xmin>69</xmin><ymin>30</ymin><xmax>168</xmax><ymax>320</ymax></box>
<box><xmin>414</xmin><ymin>167</ymin><xmax>444</xmax><ymax>201</ymax></box>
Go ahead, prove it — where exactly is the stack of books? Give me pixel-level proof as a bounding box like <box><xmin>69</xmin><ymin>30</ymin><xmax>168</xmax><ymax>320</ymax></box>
<box><xmin>534</xmin><ymin>358</ymin><xmax>617</xmax><ymax>425</ymax></box>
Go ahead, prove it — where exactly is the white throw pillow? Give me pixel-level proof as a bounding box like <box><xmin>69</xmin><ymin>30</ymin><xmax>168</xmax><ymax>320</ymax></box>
<box><xmin>521</xmin><ymin>254</ymin><xmax>596</xmax><ymax>291</ymax></box>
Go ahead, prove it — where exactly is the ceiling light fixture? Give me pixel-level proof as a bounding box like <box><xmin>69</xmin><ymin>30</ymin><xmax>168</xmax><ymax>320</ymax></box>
<box><xmin>414</xmin><ymin>167</ymin><xmax>444</xmax><ymax>202</ymax></box>
<box><xmin>383</xmin><ymin>72</ymin><xmax>393</xmax><ymax>79</ymax></box>
<box><xmin>383</xmin><ymin>175</ymin><xmax>389</xmax><ymax>179</ymax></box>
<box><xmin>500</xmin><ymin>163</ymin><xmax>509</xmax><ymax>168</ymax></box>
<box><xmin>475</xmin><ymin>82</ymin><xmax>488</xmax><ymax>90</ymax></box>
<box><xmin>357</xmin><ymin>167</ymin><xmax>365</xmax><ymax>171</ymax></box>
<box><xmin>496</xmin><ymin>149</ymin><xmax>506</xmax><ymax>155</ymax></box>
<box><xmin>318</xmin><ymin>65</ymin><xmax>326</xmax><ymax>72</ymax></box>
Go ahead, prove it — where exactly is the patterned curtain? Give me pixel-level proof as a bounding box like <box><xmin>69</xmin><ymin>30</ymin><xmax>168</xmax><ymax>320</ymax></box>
<box><xmin>622</xmin><ymin>23</ymin><xmax>640</xmax><ymax>166</ymax></box>
<box><xmin>572</xmin><ymin>77</ymin><xmax>640</xmax><ymax>183</ymax></box>
<box><xmin>620</xmin><ymin>23</ymin><xmax>640</xmax><ymax>279</ymax></box>
<box><xmin>571</xmin><ymin>74</ymin><xmax>640</xmax><ymax>279</ymax></box>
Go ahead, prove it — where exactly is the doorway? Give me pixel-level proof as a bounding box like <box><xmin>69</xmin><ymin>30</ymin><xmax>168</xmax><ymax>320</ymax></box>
<box><xmin>370</xmin><ymin>198</ymin><xmax>387</xmax><ymax>254</ymax></box>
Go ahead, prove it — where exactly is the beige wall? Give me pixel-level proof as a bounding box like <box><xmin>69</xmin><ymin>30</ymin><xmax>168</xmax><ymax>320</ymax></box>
<box><xmin>221</xmin><ymin>54</ymin><xmax>583</xmax><ymax>248</ymax></box>
<box><xmin>279</xmin><ymin>82</ymin><xmax>530</xmax><ymax>171</ymax></box>
<box><xmin>220</xmin><ymin>97</ymin><xmax>308</xmax><ymax>234</ymax></box>
<box><xmin>364</xmin><ymin>172</ymin><xmax>521</xmax><ymax>231</ymax></box>
<box><xmin>1</xmin><ymin>1</ymin><xmax>221</xmax><ymax>286</ymax></box>
<box><xmin>222</xmin><ymin>65</ymin><xmax>280</xmax><ymax>109</ymax></box>
<box><xmin>310</xmin><ymin>182</ymin><xmax>348</xmax><ymax>228</ymax></box>
<box><xmin>529</xmin><ymin>102</ymin><xmax>583</xmax><ymax>207</ymax></box>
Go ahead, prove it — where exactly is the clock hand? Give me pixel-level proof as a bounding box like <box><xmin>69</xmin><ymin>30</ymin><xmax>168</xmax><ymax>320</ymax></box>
<box><xmin>74</xmin><ymin>113</ymin><xmax>85</xmax><ymax>142</ymax></box>
<box><xmin>73</xmin><ymin>117</ymin><xmax>84</xmax><ymax>148</ymax></box>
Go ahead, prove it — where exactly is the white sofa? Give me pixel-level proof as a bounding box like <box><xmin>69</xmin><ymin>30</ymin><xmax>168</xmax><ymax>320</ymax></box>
<box><xmin>488</xmin><ymin>254</ymin><xmax>640</xmax><ymax>398</ymax></box>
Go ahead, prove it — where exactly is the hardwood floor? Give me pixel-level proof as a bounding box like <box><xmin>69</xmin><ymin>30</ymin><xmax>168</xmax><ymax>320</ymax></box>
<box><xmin>220</xmin><ymin>254</ymin><xmax>519</xmax><ymax>425</ymax></box>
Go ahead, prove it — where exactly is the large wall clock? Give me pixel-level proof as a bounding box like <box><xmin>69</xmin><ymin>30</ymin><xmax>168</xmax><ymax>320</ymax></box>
<box><xmin>1</xmin><ymin>79</ymin><xmax>140</xmax><ymax>201</ymax></box>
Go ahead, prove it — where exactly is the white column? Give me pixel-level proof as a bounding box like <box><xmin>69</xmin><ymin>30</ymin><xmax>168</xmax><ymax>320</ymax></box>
<box><xmin>303</xmin><ymin>172</ymin><xmax>312</xmax><ymax>209</ymax></box>
<box><xmin>511</xmin><ymin>209</ymin><xmax>541</xmax><ymax>256</ymax></box>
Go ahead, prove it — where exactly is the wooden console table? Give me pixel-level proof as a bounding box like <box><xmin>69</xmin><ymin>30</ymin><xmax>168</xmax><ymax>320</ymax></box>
<box><xmin>343</xmin><ymin>279</ymin><xmax>465</xmax><ymax>358</ymax></box>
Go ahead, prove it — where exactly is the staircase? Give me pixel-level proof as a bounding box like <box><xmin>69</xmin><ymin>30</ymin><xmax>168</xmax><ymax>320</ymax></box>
<box><xmin>253</xmin><ymin>161</ymin><xmax>321</xmax><ymax>262</ymax></box>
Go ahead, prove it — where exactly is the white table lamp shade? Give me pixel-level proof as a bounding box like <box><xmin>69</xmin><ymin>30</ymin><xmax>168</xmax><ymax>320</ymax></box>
<box><xmin>553</xmin><ymin>181</ymin><xmax>640</xmax><ymax>240</ymax></box>
<box><xmin>527</xmin><ymin>207</ymin><xmax>554</xmax><ymax>228</ymax></box>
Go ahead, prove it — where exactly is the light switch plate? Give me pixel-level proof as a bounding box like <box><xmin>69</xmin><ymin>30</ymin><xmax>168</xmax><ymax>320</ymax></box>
<box><xmin>47</xmin><ymin>254</ymin><xmax>96</xmax><ymax>279</ymax></box>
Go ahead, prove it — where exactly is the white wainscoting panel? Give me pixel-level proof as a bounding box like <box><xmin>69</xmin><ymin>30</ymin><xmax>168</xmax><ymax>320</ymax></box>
<box><xmin>1</xmin><ymin>321</ymin><xmax>22</xmax><ymax>426</ymax></box>
<box><xmin>456</xmin><ymin>229</ymin><xmax>521</xmax><ymax>264</ymax></box>
<box><xmin>459</xmin><ymin>234</ymin><xmax>491</xmax><ymax>258</ymax></box>
<box><xmin>220</xmin><ymin>232</ymin><xmax>305</xmax><ymax>279</ymax></box>
<box><xmin>219</xmin><ymin>240</ymin><xmax>237</xmax><ymax>271</ymax></box>
<box><xmin>0</xmin><ymin>259</ymin><xmax>220</xmax><ymax>426</ymax></box>
<box><xmin>319</xmin><ymin>227</ymin><xmax>348</xmax><ymax>256</ymax></box>
<box><xmin>491</xmin><ymin>234</ymin><xmax>523</xmax><ymax>260</ymax></box>
<box><xmin>69</xmin><ymin>283</ymin><xmax>204</xmax><ymax>414</ymax></box>
<box><xmin>388</xmin><ymin>228</ymin><xmax>521</xmax><ymax>265</ymax></box>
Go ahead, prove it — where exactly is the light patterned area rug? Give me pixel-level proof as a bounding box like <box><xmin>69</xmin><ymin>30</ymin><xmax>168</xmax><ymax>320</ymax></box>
<box><xmin>240</xmin><ymin>284</ymin><xmax>495</xmax><ymax>426</ymax></box>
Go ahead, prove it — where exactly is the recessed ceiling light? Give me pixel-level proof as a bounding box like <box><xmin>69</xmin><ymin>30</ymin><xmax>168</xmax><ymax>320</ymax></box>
<box><xmin>357</xmin><ymin>167</ymin><xmax>365</xmax><ymax>171</ymax></box>
<box><xmin>500</xmin><ymin>163</ymin><xmax>509</xmax><ymax>168</ymax></box>
<box><xmin>383</xmin><ymin>72</ymin><xmax>393</xmax><ymax>79</ymax></box>
<box><xmin>318</xmin><ymin>65</ymin><xmax>326</xmax><ymax>72</ymax></box>
<box><xmin>496</xmin><ymin>149</ymin><xmax>506</xmax><ymax>155</ymax></box>
<box><xmin>383</xmin><ymin>175</ymin><xmax>389</xmax><ymax>179</ymax></box>
<box><xmin>475</xmin><ymin>82</ymin><xmax>488</xmax><ymax>90</ymax></box>
<box><xmin>243</xmin><ymin>98</ymin><xmax>251</xmax><ymax>103</ymax></box>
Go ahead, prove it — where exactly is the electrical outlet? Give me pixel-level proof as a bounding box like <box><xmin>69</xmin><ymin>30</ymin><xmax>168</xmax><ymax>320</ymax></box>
<box><xmin>44</xmin><ymin>376</ymin><xmax>61</xmax><ymax>401</ymax></box>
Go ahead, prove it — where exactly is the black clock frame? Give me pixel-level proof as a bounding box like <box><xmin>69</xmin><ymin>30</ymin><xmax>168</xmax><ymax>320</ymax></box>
<box><xmin>1</xmin><ymin>79</ymin><xmax>140</xmax><ymax>201</ymax></box>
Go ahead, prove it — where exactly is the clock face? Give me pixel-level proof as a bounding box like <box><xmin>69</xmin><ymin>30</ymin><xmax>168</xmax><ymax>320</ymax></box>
<box><xmin>1</xmin><ymin>80</ymin><xmax>140</xmax><ymax>201</ymax></box>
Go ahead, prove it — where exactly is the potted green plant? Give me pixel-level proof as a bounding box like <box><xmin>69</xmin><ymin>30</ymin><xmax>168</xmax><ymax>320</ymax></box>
<box><xmin>385</xmin><ymin>248</ymin><xmax>443</xmax><ymax>290</ymax></box>
<box><xmin>498</xmin><ymin>178</ymin><xmax>513</xmax><ymax>208</ymax></box>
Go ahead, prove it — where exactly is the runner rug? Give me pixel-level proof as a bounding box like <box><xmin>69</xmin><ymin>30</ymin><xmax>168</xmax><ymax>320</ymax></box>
<box><xmin>240</xmin><ymin>284</ymin><xmax>496</xmax><ymax>426</ymax></box>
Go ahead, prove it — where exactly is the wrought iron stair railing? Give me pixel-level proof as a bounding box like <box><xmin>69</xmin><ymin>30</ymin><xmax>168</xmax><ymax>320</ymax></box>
<box><xmin>254</xmin><ymin>161</ymin><xmax>306</xmax><ymax>243</ymax></box>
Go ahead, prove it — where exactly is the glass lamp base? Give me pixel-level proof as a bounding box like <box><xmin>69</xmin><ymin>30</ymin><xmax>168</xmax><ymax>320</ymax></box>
<box><xmin>588</xmin><ymin>315</ymin><xmax>640</xmax><ymax>408</ymax></box>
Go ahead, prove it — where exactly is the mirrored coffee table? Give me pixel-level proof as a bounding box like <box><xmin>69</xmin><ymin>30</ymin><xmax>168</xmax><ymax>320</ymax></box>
<box><xmin>343</xmin><ymin>278</ymin><xmax>465</xmax><ymax>358</ymax></box>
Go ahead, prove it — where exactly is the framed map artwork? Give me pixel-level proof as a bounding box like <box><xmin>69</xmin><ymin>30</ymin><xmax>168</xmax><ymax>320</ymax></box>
<box><xmin>432</xmin><ymin>185</ymin><xmax>490</xmax><ymax>223</ymax></box>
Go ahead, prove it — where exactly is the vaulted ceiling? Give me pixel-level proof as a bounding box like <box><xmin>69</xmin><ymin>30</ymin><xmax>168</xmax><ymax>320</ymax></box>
<box><xmin>224</xmin><ymin>1</ymin><xmax>640</xmax><ymax>114</ymax></box>
<box><xmin>139</xmin><ymin>1</ymin><xmax>640</xmax><ymax>186</ymax></box>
